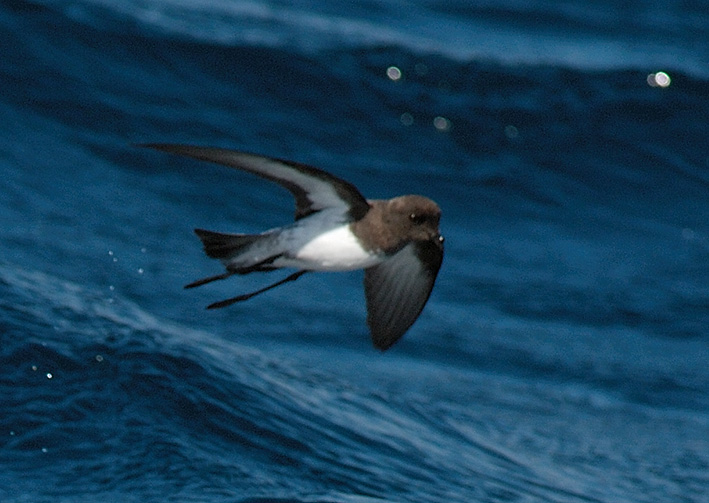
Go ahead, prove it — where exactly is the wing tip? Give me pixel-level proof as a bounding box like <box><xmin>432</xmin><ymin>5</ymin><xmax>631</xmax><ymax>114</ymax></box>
<box><xmin>134</xmin><ymin>142</ymin><xmax>192</xmax><ymax>155</ymax></box>
<box><xmin>372</xmin><ymin>338</ymin><xmax>398</xmax><ymax>352</ymax></box>
<box><xmin>369</xmin><ymin>322</ymin><xmax>407</xmax><ymax>351</ymax></box>
<box><xmin>134</xmin><ymin>142</ymin><xmax>167</xmax><ymax>150</ymax></box>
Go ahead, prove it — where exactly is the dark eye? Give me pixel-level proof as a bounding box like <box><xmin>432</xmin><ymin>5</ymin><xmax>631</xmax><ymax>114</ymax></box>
<box><xmin>409</xmin><ymin>213</ymin><xmax>427</xmax><ymax>225</ymax></box>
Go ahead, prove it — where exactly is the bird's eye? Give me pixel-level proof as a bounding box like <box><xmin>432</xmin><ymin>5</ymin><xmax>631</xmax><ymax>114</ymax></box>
<box><xmin>409</xmin><ymin>213</ymin><xmax>427</xmax><ymax>225</ymax></box>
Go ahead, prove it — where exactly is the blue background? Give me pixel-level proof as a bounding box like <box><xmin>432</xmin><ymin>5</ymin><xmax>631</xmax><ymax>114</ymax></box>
<box><xmin>1</xmin><ymin>1</ymin><xmax>708</xmax><ymax>502</ymax></box>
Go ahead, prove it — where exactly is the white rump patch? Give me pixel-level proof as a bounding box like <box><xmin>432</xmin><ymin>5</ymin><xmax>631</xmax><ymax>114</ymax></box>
<box><xmin>292</xmin><ymin>224</ymin><xmax>382</xmax><ymax>271</ymax></box>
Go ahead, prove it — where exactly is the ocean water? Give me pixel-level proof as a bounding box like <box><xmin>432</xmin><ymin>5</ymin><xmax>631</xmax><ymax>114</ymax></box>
<box><xmin>1</xmin><ymin>0</ymin><xmax>708</xmax><ymax>502</ymax></box>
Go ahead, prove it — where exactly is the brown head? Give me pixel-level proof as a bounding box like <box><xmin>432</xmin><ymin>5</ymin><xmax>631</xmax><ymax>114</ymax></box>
<box><xmin>353</xmin><ymin>195</ymin><xmax>443</xmax><ymax>254</ymax></box>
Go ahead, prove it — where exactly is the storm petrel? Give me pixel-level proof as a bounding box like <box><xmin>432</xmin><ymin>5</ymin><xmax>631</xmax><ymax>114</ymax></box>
<box><xmin>143</xmin><ymin>144</ymin><xmax>444</xmax><ymax>350</ymax></box>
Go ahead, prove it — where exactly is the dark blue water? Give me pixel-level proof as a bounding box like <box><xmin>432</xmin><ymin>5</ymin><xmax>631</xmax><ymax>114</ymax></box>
<box><xmin>1</xmin><ymin>1</ymin><xmax>708</xmax><ymax>501</ymax></box>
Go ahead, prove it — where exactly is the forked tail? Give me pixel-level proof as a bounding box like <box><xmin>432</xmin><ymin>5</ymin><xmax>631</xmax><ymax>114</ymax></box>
<box><xmin>185</xmin><ymin>227</ymin><xmax>307</xmax><ymax>307</ymax></box>
<box><xmin>185</xmin><ymin>228</ymin><xmax>282</xmax><ymax>289</ymax></box>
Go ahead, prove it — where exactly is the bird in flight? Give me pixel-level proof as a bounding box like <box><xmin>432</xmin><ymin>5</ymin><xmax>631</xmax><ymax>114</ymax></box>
<box><xmin>143</xmin><ymin>144</ymin><xmax>443</xmax><ymax>350</ymax></box>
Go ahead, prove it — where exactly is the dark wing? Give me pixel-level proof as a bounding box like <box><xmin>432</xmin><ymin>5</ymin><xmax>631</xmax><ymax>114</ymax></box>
<box><xmin>363</xmin><ymin>240</ymin><xmax>443</xmax><ymax>350</ymax></box>
<box><xmin>140</xmin><ymin>144</ymin><xmax>370</xmax><ymax>220</ymax></box>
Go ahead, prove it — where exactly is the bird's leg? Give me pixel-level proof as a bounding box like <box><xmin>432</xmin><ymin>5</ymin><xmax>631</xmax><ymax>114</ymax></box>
<box><xmin>184</xmin><ymin>271</ymin><xmax>234</xmax><ymax>289</ymax></box>
<box><xmin>184</xmin><ymin>254</ymin><xmax>284</xmax><ymax>289</ymax></box>
<box><xmin>206</xmin><ymin>270</ymin><xmax>308</xmax><ymax>309</ymax></box>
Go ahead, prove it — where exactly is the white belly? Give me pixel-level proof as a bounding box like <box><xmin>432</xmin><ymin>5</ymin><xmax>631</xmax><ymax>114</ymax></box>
<box><xmin>287</xmin><ymin>224</ymin><xmax>383</xmax><ymax>271</ymax></box>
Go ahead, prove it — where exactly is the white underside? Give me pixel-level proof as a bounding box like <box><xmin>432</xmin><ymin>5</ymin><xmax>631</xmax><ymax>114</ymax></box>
<box><xmin>276</xmin><ymin>224</ymin><xmax>384</xmax><ymax>271</ymax></box>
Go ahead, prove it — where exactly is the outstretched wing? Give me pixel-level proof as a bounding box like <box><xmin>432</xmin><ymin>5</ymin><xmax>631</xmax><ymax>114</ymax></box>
<box><xmin>364</xmin><ymin>239</ymin><xmax>443</xmax><ymax>351</ymax></box>
<box><xmin>141</xmin><ymin>143</ymin><xmax>370</xmax><ymax>221</ymax></box>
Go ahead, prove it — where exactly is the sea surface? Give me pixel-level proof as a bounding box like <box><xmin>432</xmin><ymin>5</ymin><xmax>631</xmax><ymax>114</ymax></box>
<box><xmin>1</xmin><ymin>1</ymin><xmax>708</xmax><ymax>502</ymax></box>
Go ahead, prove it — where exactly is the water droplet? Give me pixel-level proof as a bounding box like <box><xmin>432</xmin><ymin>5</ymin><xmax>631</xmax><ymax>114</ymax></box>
<box><xmin>647</xmin><ymin>71</ymin><xmax>671</xmax><ymax>88</ymax></box>
<box><xmin>414</xmin><ymin>63</ymin><xmax>428</xmax><ymax>76</ymax></box>
<box><xmin>433</xmin><ymin>116</ymin><xmax>451</xmax><ymax>132</ymax></box>
<box><xmin>46</xmin><ymin>373</ymin><xmax>53</xmax><ymax>379</ymax></box>
<box><xmin>95</xmin><ymin>355</ymin><xmax>104</xmax><ymax>362</ymax></box>
<box><xmin>504</xmin><ymin>125</ymin><xmax>519</xmax><ymax>139</ymax></box>
<box><xmin>137</xmin><ymin>268</ymin><xmax>144</xmax><ymax>274</ymax></box>
<box><xmin>386</xmin><ymin>66</ymin><xmax>402</xmax><ymax>81</ymax></box>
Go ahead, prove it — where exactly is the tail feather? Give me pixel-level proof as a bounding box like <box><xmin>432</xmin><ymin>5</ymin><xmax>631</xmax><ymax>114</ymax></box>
<box><xmin>194</xmin><ymin>228</ymin><xmax>260</xmax><ymax>259</ymax></box>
